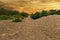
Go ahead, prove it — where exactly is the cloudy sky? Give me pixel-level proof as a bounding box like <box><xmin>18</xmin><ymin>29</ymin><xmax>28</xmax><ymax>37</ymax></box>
<box><xmin>0</xmin><ymin>0</ymin><xmax>60</xmax><ymax>13</ymax></box>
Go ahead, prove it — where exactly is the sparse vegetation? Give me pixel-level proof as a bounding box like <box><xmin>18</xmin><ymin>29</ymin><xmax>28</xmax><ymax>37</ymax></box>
<box><xmin>12</xmin><ymin>18</ymin><xmax>22</xmax><ymax>22</ymax></box>
<box><xmin>0</xmin><ymin>7</ymin><xmax>60</xmax><ymax>22</ymax></box>
<box><xmin>48</xmin><ymin>9</ymin><xmax>57</xmax><ymax>15</ymax></box>
<box><xmin>30</xmin><ymin>9</ymin><xmax>60</xmax><ymax>19</ymax></box>
<box><xmin>0</xmin><ymin>7</ymin><xmax>29</xmax><ymax>22</ymax></box>
<box><xmin>0</xmin><ymin>15</ymin><xmax>10</xmax><ymax>20</ymax></box>
<box><xmin>56</xmin><ymin>9</ymin><xmax>60</xmax><ymax>15</ymax></box>
<box><xmin>30</xmin><ymin>12</ymin><xmax>41</xmax><ymax>19</ymax></box>
<box><xmin>20</xmin><ymin>12</ymin><xmax>29</xmax><ymax>18</ymax></box>
<box><xmin>7</xmin><ymin>10</ymin><xmax>20</xmax><ymax>16</ymax></box>
<box><xmin>30</xmin><ymin>10</ymin><xmax>48</xmax><ymax>19</ymax></box>
<box><xmin>41</xmin><ymin>10</ymin><xmax>48</xmax><ymax>16</ymax></box>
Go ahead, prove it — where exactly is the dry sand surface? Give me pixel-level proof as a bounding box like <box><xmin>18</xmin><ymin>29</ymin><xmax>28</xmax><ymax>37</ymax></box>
<box><xmin>0</xmin><ymin>15</ymin><xmax>60</xmax><ymax>40</ymax></box>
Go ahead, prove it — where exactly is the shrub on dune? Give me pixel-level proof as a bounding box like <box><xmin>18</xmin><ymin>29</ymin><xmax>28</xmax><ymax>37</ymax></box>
<box><xmin>0</xmin><ymin>15</ymin><xmax>10</xmax><ymax>20</ymax></box>
<box><xmin>20</xmin><ymin>12</ymin><xmax>29</xmax><ymax>18</ymax></box>
<box><xmin>30</xmin><ymin>12</ymin><xmax>41</xmax><ymax>19</ymax></box>
<box><xmin>12</xmin><ymin>18</ymin><xmax>22</xmax><ymax>22</ymax></box>
<box><xmin>7</xmin><ymin>10</ymin><xmax>20</xmax><ymax>16</ymax></box>
<box><xmin>1</xmin><ymin>7</ymin><xmax>60</xmax><ymax>22</ymax></box>
<box><xmin>49</xmin><ymin>9</ymin><xmax>57</xmax><ymax>15</ymax></box>
<box><xmin>40</xmin><ymin>10</ymin><xmax>48</xmax><ymax>16</ymax></box>
<box><xmin>56</xmin><ymin>9</ymin><xmax>60</xmax><ymax>15</ymax></box>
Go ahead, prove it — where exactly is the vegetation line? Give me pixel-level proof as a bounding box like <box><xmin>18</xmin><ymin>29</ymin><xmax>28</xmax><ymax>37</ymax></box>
<box><xmin>0</xmin><ymin>7</ymin><xmax>60</xmax><ymax>22</ymax></box>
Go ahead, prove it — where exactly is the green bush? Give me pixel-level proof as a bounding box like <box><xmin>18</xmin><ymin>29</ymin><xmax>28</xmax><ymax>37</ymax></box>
<box><xmin>0</xmin><ymin>8</ymin><xmax>20</xmax><ymax>16</ymax></box>
<box><xmin>0</xmin><ymin>15</ymin><xmax>10</xmax><ymax>20</ymax></box>
<box><xmin>49</xmin><ymin>9</ymin><xmax>57</xmax><ymax>15</ymax></box>
<box><xmin>12</xmin><ymin>18</ymin><xmax>22</xmax><ymax>22</ymax></box>
<box><xmin>40</xmin><ymin>10</ymin><xmax>48</xmax><ymax>16</ymax></box>
<box><xmin>1</xmin><ymin>7</ymin><xmax>60</xmax><ymax>22</ymax></box>
<box><xmin>56</xmin><ymin>9</ymin><xmax>60</xmax><ymax>15</ymax></box>
<box><xmin>0</xmin><ymin>7</ymin><xmax>25</xmax><ymax>22</ymax></box>
<box><xmin>30</xmin><ymin>11</ymin><xmax>49</xmax><ymax>19</ymax></box>
<box><xmin>20</xmin><ymin>12</ymin><xmax>29</xmax><ymax>18</ymax></box>
<box><xmin>7</xmin><ymin>10</ymin><xmax>20</xmax><ymax>16</ymax></box>
<box><xmin>0</xmin><ymin>8</ymin><xmax>8</xmax><ymax>15</ymax></box>
<box><xmin>30</xmin><ymin>12</ymin><xmax>41</xmax><ymax>19</ymax></box>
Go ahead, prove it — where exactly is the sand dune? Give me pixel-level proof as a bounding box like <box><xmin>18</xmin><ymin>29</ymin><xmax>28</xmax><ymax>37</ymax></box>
<box><xmin>0</xmin><ymin>15</ymin><xmax>60</xmax><ymax>40</ymax></box>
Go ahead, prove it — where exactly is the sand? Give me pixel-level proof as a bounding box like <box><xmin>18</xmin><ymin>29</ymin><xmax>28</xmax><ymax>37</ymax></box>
<box><xmin>0</xmin><ymin>15</ymin><xmax>60</xmax><ymax>40</ymax></box>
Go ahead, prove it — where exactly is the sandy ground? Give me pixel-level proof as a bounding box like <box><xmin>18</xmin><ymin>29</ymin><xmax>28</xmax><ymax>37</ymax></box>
<box><xmin>0</xmin><ymin>15</ymin><xmax>60</xmax><ymax>40</ymax></box>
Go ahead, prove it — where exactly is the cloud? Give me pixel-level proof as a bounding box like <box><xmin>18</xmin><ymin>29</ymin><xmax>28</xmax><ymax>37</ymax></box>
<box><xmin>0</xmin><ymin>0</ymin><xmax>60</xmax><ymax>13</ymax></box>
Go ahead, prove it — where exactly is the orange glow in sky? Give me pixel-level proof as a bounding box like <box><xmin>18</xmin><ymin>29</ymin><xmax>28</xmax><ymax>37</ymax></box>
<box><xmin>0</xmin><ymin>0</ymin><xmax>60</xmax><ymax>13</ymax></box>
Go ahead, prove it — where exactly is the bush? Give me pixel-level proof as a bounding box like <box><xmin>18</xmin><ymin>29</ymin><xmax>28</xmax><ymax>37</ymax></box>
<box><xmin>0</xmin><ymin>15</ymin><xmax>10</xmax><ymax>20</ymax></box>
<box><xmin>1</xmin><ymin>7</ymin><xmax>60</xmax><ymax>22</ymax></box>
<box><xmin>40</xmin><ymin>10</ymin><xmax>48</xmax><ymax>16</ymax></box>
<box><xmin>0</xmin><ymin>7</ymin><xmax>20</xmax><ymax>16</ymax></box>
<box><xmin>56</xmin><ymin>9</ymin><xmax>60</xmax><ymax>15</ymax></box>
<box><xmin>20</xmin><ymin>12</ymin><xmax>29</xmax><ymax>18</ymax></box>
<box><xmin>7</xmin><ymin>10</ymin><xmax>20</xmax><ymax>16</ymax></box>
<box><xmin>0</xmin><ymin>7</ymin><xmax>28</xmax><ymax>22</ymax></box>
<box><xmin>30</xmin><ymin>12</ymin><xmax>41</xmax><ymax>19</ymax></box>
<box><xmin>30</xmin><ymin>11</ymin><xmax>49</xmax><ymax>20</ymax></box>
<box><xmin>0</xmin><ymin>8</ymin><xmax>8</xmax><ymax>15</ymax></box>
<box><xmin>12</xmin><ymin>18</ymin><xmax>22</xmax><ymax>22</ymax></box>
<box><xmin>49</xmin><ymin>9</ymin><xmax>57</xmax><ymax>15</ymax></box>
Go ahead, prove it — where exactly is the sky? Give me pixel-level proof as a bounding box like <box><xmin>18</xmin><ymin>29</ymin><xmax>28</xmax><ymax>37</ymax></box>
<box><xmin>0</xmin><ymin>0</ymin><xmax>60</xmax><ymax>13</ymax></box>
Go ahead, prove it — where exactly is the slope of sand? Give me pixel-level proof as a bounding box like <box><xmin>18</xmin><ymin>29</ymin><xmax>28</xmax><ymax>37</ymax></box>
<box><xmin>0</xmin><ymin>15</ymin><xmax>60</xmax><ymax>40</ymax></box>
